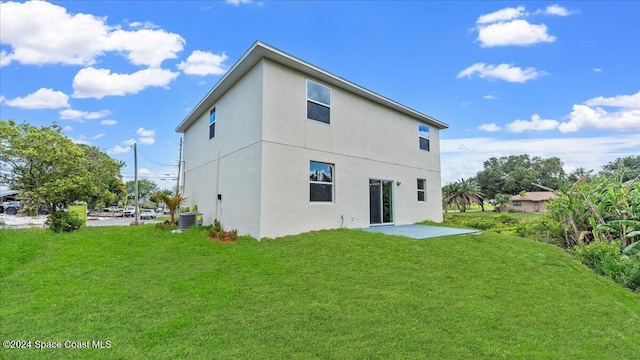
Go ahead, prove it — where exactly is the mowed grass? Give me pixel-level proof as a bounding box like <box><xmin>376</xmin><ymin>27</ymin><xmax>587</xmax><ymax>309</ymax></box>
<box><xmin>1</xmin><ymin>226</ymin><xmax>639</xmax><ymax>359</ymax></box>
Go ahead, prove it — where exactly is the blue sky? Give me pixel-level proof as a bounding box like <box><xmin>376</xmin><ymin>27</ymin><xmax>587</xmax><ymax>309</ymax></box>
<box><xmin>1</xmin><ymin>1</ymin><xmax>638</xmax><ymax>189</ymax></box>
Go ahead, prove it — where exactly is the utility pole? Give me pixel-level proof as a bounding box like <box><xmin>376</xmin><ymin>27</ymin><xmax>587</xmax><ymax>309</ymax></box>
<box><xmin>176</xmin><ymin>137</ymin><xmax>183</xmax><ymax>195</ymax></box>
<box><xmin>134</xmin><ymin>142</ymin><xmax>139</xmax><ymax>223</ymax></box>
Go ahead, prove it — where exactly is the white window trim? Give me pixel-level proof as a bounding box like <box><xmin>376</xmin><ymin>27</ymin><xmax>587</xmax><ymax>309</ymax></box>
<box><xmin>417</xmin><ymin>179</ymin><xmax>426</xmax><ymax>202</ymax></box>
<box><xmin>306</xmin><ymin>80</ymin><xmax>331</xmax><ymax>124</ymax></box>
<box><xmin>309</xmin><ymin>161</ymin><xmax>334</xmax><ymax>203</ymax></box>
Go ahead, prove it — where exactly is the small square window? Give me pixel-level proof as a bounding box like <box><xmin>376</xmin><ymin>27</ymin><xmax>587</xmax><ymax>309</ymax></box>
<box><xmin>310</xmin><ymin>161</ymin><xmax>334</xmax><ymax>202</ymax></box>
<box><xmin>417</xmin><ymin>179</ymin><xmax>426</xmax><ymax>202</ymax></box>
<box><xmin>209</xmin><ymin>107</ymin><xmax>216</xmax><ymax>139</ymax></box>
<box><xmin>419</xmin><ymin>124</ymin><xmax>430</xmax><ymax>151</ymax></box>
<box><xmin>307</xmin><ymin>80</ymin><xmax>331</xmax><ymax>124</ymax></box>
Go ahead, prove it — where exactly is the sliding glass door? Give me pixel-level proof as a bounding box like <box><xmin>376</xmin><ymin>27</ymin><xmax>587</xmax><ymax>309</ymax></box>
<box><xmin>369</xmin><ymin>179</ymin><xmax>393</xmax><ymax>225</ymax></box>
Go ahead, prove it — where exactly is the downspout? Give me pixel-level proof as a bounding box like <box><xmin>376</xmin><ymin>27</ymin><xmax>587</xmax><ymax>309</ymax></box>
<box><xmin>215</xmin><ymin>147</ymin><xmax>221</xmax><ymax>220</ymax></box>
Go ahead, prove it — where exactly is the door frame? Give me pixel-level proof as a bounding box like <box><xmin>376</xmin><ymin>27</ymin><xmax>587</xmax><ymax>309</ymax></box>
<box><xmin>369</xmin><ymin>178</ymin><xmax>394</xmax><ymax>226</ymax></box>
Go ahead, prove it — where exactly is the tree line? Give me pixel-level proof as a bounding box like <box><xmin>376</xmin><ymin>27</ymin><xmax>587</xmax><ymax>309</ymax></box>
<box><xmin>443</xmin><ymin>154</ymin><xmax>640</xmax><ymax>212</ymax></box>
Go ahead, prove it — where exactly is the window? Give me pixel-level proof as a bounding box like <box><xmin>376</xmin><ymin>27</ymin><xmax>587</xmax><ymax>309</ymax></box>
<box><xmin>419</xmin><ymin>124</ymin><xmax>430</xmax><ymax>151</ymax></box>
<box><xmin>310</xmin><ymin>161</ymin><xmax>334</xmax><ymax>202</ymax></box>
<box><xmin>512</xmin><ymin>201</ymin><xmax>522</xmax><ymax>207</ymax></box>
<box><xmin>417</xmin><ymin>179</ymin><xmax>426</xmax><ymax>202</ymax></box>
<box><xmin>209</xmin><ymin>107</ymin><xmax>216</xmax><ymax>139</ymax></box>
<box><xmin>307</xmin><ymin>80</ymin><xmax>331</xmax><ymax>124</ymax></box>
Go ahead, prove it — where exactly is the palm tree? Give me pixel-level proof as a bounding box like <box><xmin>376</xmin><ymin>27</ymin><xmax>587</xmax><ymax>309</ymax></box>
<box><xmin>442</xmin><ymin>178</ymin><xmax>485</xmax><ymax>212</ymax></box>
<box><xmin>492</xmin><ymin>193</ymin><xmax>512</xmax><ymax>212</ymax></box>
<box><xmin>152</xmin><ymin>192</ymin><xmax>187</xmax><ymax>224</ymax></box>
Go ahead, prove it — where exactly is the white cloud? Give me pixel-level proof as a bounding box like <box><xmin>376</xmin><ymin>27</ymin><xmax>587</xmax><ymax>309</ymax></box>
<box><xmin>477</xmin><ymin>6</ymin><xmax>526</xmax><ymax>24</ymax></box>
<box><xmin>107</xmin><ymin>145</ymin><xmax>132</xmax><ymax>155</ymax></box>
<box><xmin>457</xmin><ymin>63</ymin><xmax>546</xmax><ymax>83</ymax></box>
<box><xmin>558</xmin><ymin>105</ymin><xmax>640</xmax><ymax>133</ymax></box>
<box><xmin>138</xmin><ymin>137</ymin><xmax>155</xmax><ymax>145</ymax></box>
<box><xmin>59</xmin><ymin>108</ymin><xmax>110</xmax><ymax>121</ymax></box>
<box><xmin>584</xmin><ymin>91</ymin><xmax>640</xmax><ymax>109</ymax></box>
<box><xmin>72</xmin><ymin>67</ymin><xmax>179</xmax><ymax>99</ymax></box>
<box><xmin>177</xmin><ymin>50</ymin><xmax>229</xmax><ymax>76</ymax></box>
<box><xmin>557</xmin><ymin>92</ymin><xmax>640</xmax><ymax>133</ymax></box>
<box><xmin>440</xmin><ymin>134</ymin><xmax>640</xmax><ymax>184</ymax></box>
<box><xmin>128</xmin><ymin>21</ymin><xmax>159</xmax><ymax>30</ymax></box>
<box><xmin>122</xmin><ymin>139</ymin><xmax>136</xmax><ymax>146</ymax></box>
<box><xmin>100</xmin><ymin>119</ymin><xmax>118</xmax><ymax>125</ymax></box>
<box><xmin>477</xmin><ymin>123</ymin><xmax>501</xmax><ymax>132</ymax></box>
<box><xmin>103</xmin><ymin>29</ymin><xmax>185</xmax><ymax>68</ymax></box>
<box><xmin>63</xmin><ymin>125</ymin><xmax>73</xmax><ymax>131</ymax></box>
<box><xmin>0</xmin><ymin>1</ymin><xmax>185</xmax><ymax>67</ymax></box>
<box><xmin>138</xmin><ymin>168</ymin><xmax>154</xmax><ymax>176</ymax></box>
<box><xmin>483</xmin><ymin>95</ymin><xmax>499</xmax><ymax>100</ymax></box>
<box><xmin>227</xmin><ymin>0</ymin><xmax>252</xmax><ymax>5</ymax></box>
<box><xmin>477</xmin><ymin>19</ymin><xmax>556</xmax><ymax>47</ymax></box>
<box><xmin>93</xmin><ymin>133</ymin><xmax>105</xmax><ymax>140</ymax></box>
<box><xmin>505</xmin><ymin>114</ymin><xmax>560</xmax><ymax>133</ymax></box>
<box><xmin>536</xmin><ymin>5</ymin><xmax>575</xmax><ymax>17</ymax></box>
<box><xmin>3</xmin><ymin>88</ymin><xmax>70</xmax><ymax>109</ymax></box>
<box><xmin>593</xmin><ymin>68</ymin><xmax>602</xmax><ymax>73</ymax></box>
<box><xmin>71</xmin><ymin>135</ymin><xmax>92</xmax><ymax>145</ymax></box>
<box><xmin>136</xmin><ymin>128</ymin><xmax>155</xmax><ymax>137</ymax></box>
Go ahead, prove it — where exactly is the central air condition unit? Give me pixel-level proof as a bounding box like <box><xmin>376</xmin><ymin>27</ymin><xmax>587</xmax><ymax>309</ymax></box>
<box><xmin>178</xmin><ymin>212</ymin><xmax>204</xmax><ymax>230</ymax></box>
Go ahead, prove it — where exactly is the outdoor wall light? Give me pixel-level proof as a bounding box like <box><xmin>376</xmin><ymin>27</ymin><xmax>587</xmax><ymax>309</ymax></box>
<box><xmin>396</xmin><ymin>181</ymin><xmax>401</xmax><ymax>186</ymax></box>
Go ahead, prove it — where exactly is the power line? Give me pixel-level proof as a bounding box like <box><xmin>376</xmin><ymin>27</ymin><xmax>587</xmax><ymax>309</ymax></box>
<box><xmin>136</xmin><ymin>147</ymin><xmax>179</xmax><ymax>167</ymax></box>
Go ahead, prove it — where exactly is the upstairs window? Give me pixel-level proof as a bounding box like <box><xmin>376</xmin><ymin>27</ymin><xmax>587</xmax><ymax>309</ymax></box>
<box><xmin>419</xmin><ymin>124</ymin><xmax>430</xmax><ymax>151</ymax></box>
<box><xmin>209</xmin><ymin>107</ymin><xmax>216</xmax><ymax>139</ymax></box>
<box><xmin>307</xmin><ymin>80</ymin><xmax>331</xmax><ymax>124</ymax></box>
<box><xmin>417</xmin><ymin>179</ymin><xmax>426</xmax><ymax>202</ymax></box>
<box><xmin>309</xmin><ymin>161</ymin><xmax>334</xmax><ymax>202</ymax></box>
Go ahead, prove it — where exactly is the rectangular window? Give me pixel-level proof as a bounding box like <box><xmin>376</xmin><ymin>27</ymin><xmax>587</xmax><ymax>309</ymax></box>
<box><xmin>419</xmin><ymin>124</ymin><xmax>430</xmax><ymax>151</ymax></box>
<box><xmin>209</xmin><ymin>107</ymin><xmax>216</xmax><ymax>139</ymax></box>
<box><xmin>307</xmin><ymin>80</ymin><xmax>331</xmax><ymax>124</ymax></box>
<box><xmin>513</xmin><ymin>201</ymin><xmax>522</xmax><ymax>207</ymax></box>
<box><xmin>310</xmin><ymin>161</ymin><xmax>334</xmax><ymax>202</ymax></box>
<box><xmin>417</xmin><ymin>179</ymin><xmax>426</xmax><ymax>202</ymax></box>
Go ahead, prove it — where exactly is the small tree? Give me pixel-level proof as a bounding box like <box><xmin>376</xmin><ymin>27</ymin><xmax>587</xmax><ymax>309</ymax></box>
<box><xmin>152</xmin><ymin>192</ymin><xmax>187</xmax><ymax>224</ymax></box>
<box><xmin>493</xmin><ymin>194</ymin><xmax>512</xmax><ymax>212</ymax></box>
<box><xmin>442</xmin><ymin>178</ymin><xmax>485</xmax><ymax>212</ymax></box>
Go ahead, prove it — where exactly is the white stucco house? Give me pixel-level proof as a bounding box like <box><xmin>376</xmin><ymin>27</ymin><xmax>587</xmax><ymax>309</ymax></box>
<box><xmin>176</xmin><ymin>41</ymin><xmax>448</xmax><ymax>239</ymax></box>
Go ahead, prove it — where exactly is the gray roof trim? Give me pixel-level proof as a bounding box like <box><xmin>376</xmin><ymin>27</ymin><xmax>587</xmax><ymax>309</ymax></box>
<box><xmin>176</xmin><ymin>41</ymin><xmax>449</xmax><ymax>133</ymax></box>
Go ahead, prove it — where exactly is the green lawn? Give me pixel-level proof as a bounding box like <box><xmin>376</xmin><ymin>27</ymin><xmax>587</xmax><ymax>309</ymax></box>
<box><xmin>1</xmin><ymin>226</ymin><xmax>639</xmax><ymax>359</ymax></box>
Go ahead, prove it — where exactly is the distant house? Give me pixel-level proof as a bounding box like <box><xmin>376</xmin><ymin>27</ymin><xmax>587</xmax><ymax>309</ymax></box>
<box><xmin>176</xmin><ymin>41</ymin><xmax>448</xmax><ymax>239</ymax></box>
<box><xmin>509</xmin><ymin>191</ymin><xmax>556</xmax><ymax>212</ymax></box>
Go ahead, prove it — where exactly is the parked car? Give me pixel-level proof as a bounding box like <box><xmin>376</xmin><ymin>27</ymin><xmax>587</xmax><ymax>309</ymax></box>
<box><xmin>140</xmin><ymin>209</ymin><xmax>157</xmax><ymax>220</ymax></box>
<box><xmin>105</xmin><ymin>206</ymin><xmax>122</xmax><ymax>212</ymax></box>
<box><xmin>1</xmin><ymin>201</ymin><xmax>22</xmax><ymax>215</ymax></box>
<box><xmin>124</xmin><ymin>206</ymin><xmax>137</xmax><ymax>217</ymax></box>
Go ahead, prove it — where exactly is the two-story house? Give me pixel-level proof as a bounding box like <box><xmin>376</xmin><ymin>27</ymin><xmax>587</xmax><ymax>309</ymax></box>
<box><xmin>176</xmin><ymin>41</ymin><xmax>448</xmax><ymax>239</ymax></box>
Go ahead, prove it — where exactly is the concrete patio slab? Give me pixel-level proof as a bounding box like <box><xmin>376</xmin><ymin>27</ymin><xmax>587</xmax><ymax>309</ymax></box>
<box><xmin>362</xmin><ymin>224</ymin><xmax>481</xmax><ymax>239</ymax></box>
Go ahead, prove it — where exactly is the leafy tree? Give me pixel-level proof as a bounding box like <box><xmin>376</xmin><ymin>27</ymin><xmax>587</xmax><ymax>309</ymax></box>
<box><xmin>601</xmin><ymin>155</ymin><xmax>640</xmax><ymax>182</ymax></box>
<box><xmin>125</xmin><ymin>179</ymin><xmax>159</xmax><ymax>201</ymax></box>
<box><xmin>80</xmin><ymin>144</ymin><xmax>126</xmax><ymax>210</ymax></box>
<box><xmin>442</xmin><ymin>178</ymin><xmax>485</xmax><ymax>212</ymax></box>
<box><xmin>0</xmin><ymin>120</ymin><xmax>123</xmax><ymax>215</ymax></box>
<box><xmin>476</xmin><ymin>154</ymin><xmax>565</xmax><ymax>199</ymax></box>
<box><xmin>547</xmin><ymin>171</ymin><xmax>640</xmax><ymax>248</ymax></box>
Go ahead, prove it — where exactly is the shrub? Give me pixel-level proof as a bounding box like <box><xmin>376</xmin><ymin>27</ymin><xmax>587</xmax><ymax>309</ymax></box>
<box><xmin>229</xmin><ymin>229</ymin><xmax>239</xmax><ymax>241</ymax></box>
<box><xmin>46</xmin><ymin>211</ymin><xmax>83</xmax><ymax>233</ymax></box>
<box><xmin>574</xmin><ymin>240</ymin><xmax>640</xmax><ymax>292</ymax></box>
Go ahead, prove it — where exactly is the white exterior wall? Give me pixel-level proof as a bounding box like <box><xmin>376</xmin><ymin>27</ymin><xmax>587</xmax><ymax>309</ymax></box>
<box><xmin>182</xmin><ymin>62</ymin><xmax>264</xmax><ymax>237</ymax></box>
<box><xmin>259</xmin><ymin>59</ymin><xmax>442</xmax><ymax>238</ymax></box>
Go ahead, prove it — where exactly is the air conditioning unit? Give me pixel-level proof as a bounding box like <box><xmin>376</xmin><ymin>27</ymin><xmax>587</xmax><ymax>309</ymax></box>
<box><xmin>178</xmin><ymin>212</ymin><xmax>203</xmax><ymax>230</ymax></box>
